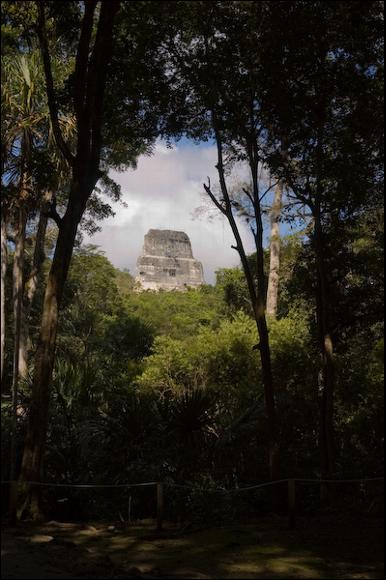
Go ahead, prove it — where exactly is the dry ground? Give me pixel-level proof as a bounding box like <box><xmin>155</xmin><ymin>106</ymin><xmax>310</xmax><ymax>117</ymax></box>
<box><xmin>1</xmin><ymin>515</ymin><xmax>384</xmax><ymax>579</ymax></box>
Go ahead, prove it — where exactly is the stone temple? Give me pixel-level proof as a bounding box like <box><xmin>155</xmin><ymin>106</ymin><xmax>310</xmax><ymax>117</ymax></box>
<box><xmin>136</xmin><ymin>229</ymin><xmax>204</xmax><ymax>291</ymax></box>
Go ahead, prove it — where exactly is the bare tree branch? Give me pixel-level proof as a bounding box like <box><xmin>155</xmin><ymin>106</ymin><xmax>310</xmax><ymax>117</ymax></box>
<box><xmin>203</xmin><ymin>181</ymin><xmax>226</xmax><ymax>215</ymax></box>
<box><xmin>242</xmin><ymin>187</ymin><xmax>255</xmax><ymax>206</ymax></box>
<box><xmin>259</xmin><ymin>179</ymin><xmax>280</xmax><ymax>203</ymax></box>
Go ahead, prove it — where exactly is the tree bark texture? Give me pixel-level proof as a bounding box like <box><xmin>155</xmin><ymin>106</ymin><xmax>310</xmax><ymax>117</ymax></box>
<box><xmin>314</xmin><ymin>208</ymin><xmax>335</xmax><ymax>480</ymax></box>
<box><xmin>10</xmin><ymin>204</ymin><xmax>28</xmax><ymax>501</ymax></box>
<box><xmin>19</xmin><ymin>191</ymin><xmax>53</xmax><ymax>380</ymax></box>
<box><xmin>1</xmin><ymin>214</ymin><xmax>7</xmax><ymax>381</ymax></box>
<box><xmin>20</xmin><ymin>197</ymin><xmax>85</xmax><ymax>483</ymax></box>
<box><xmin>12</xmin><ymin>208</ymin><xmax>28</xmax><ymax>382</ymax></box>
<box><xmin>266</xmin><ymin>182</ymin><xmax>282</xmax><ymax>318</ymax></box>
<box><xmin>312</xmin><ymin>47</ymin><xmax>335</xmax><ymax>483</ymax></box>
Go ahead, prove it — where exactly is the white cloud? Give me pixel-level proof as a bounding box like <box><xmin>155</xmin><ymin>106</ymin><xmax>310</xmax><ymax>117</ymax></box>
<box><xmin>85</xmin><ymin>141</ymin><xmax>256</xmax><ymax>284</ymax></box>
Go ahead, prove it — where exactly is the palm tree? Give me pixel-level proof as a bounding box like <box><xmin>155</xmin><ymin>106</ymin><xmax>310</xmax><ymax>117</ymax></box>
<box><xmin>2</xmin><ymin>52</ymin><xmax>76</xmax><ymax>378</ymax></box>
<box><xmin>2</xmin><ymin>52</ymin><xmax>75</xmax><ymax>517</ymax></box>
<box><xmin>2</xmin><ymin>53</ymin><xmax>46</xmax><ymax>381</ymax></box>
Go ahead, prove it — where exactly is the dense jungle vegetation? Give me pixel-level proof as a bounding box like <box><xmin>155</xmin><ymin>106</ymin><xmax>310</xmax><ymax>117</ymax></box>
<box><xmin>1</xmin><ymin>0</ymin><xmax>383</xmax><ymax>535</ymax></box>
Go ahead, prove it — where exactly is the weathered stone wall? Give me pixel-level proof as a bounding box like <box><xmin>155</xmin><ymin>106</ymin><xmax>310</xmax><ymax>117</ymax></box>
<box><xmin>136</xmin><ymin>229</ymin><xmax>204</xmax><ymax>291</ymax></box>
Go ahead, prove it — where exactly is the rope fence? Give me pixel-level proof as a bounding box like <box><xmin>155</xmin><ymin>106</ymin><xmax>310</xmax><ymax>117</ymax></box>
<box><xmin>2</xmin><ymin>476</ymin><xmax>383</xmax><ymax>530</ymax></box>
<box><xmin>1</xmin><ymin>481</ymin><xmax>159</xmax><ymax>489</ymax></box>
<box><xmin>2</xmin><ymin>476</ymin><xmax>383</xmax><ymax>489</ymax></box>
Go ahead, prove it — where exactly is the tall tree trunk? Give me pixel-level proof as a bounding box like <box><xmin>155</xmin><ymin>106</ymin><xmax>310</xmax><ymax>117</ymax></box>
<box><xmin>1</xmin><ymin>213</ymin><xmax>7</xmax><ymax>382</ymax></box>
<box><xmin>206</xmin><ymin>127</ymin><xmax>279</xmax><ymax>482</ymax></box>
<box><xmin>19</xmin><ymin>191</ymin><xmax>52</xmax><ymax>380</ymax></box>
<box><xmin>314</xmin><ymin>207</ymin><xmax>335</xmax><ymax>484</ymax></box>
<box><xmin>232</xmin><ymin>225</ymin><xmax>279</xmax><ymax>481</ymax></box>
<box><xmin>253</xmin><ymin>237</ymin><xmax>279</xmax><ymax>483</ymax></box>
<box><xmin>250</xmin><ymin>142</ymin><xmax>279</xmax><ymax>482</ymax></box>
<box><xmin>313</xmin><ymin>67</ymin><xmax>335</xmax><ymax>487</ymax></box>
<box><xmin>9</xmin><ymin>204</ymin><xmax>28</xmax><ymax>520</ymax></box>
<box><xmin>229</xmin><ymin>221</ymin><xmax>279</xmax><ymax>481</ymax></box>
<box><xmin>266</xmin><ymin>182</ymin><xmax>282</xmax><ymax>318</ymax></box>
<box><xmin>18</xmin><ymin>309</ymin><xmax>28</xmax><ymax>380</ymax></box>
<box><xmin>20</xmin><ymin>196</ymin><xmax>85</xmax><ymax>508</ymax></box>
<box><xmin>12</xmin><ymin>207</ymin><xmax>28</xmax><ymax>381</ymax></box>
<box><xmin>18</xmin><ymin>0</ymin><xmax>119</xmax><ymax>519</ymax></box>
<box><xmin>11</xmin><ymin>203</ymin><xmax>28</xmax><ymax>422</ymax></box>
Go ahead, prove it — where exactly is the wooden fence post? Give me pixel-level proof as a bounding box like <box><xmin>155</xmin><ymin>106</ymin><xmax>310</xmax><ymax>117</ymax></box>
<box><xmin>156</xmin><ymin>482</ymin><xmax>164</xmax><ymax>531</ymax></box>
<box><xmin>128</xmin><ymin>495</ymin><xmax>132</xmax><ymax>524</ymax></box>
<box><xmin>9</xmin><ymin>480</ymin><xmax>18</xmax><ymax>525</ymax></box>
<box><xmin>288</xmin><ymin>479</ymin><xmax>296</xmax><ymax>529</ymax></box>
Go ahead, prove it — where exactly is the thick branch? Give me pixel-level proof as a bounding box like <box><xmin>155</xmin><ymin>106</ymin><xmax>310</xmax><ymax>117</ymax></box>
<box><xmin>25</xmin><ymin>191</ymin><xmax>52</xmax><ymax>303</ymax></box>
<box><xmin>214</xmin><ymin>129</ymin><xmax>232</xmax><ymax>209</ymax></box>
<box><xmin>73</xmin><ymin>0</ymin><xmax>97</xmax><ymax>124</ymax></box>
<box><xmin>36</xmin><ymin>3</ymin><xmax>75</xmax><ymax>166</ymax></box>
<box><xmin>43</xmin><ymin>195</ymin><xmax>62</xmax><ymax>227</ymax></box>
<box><xmin>86</xmin><ymin>0</ymin><xmax>120</xmax><ymax>170</ymax></box>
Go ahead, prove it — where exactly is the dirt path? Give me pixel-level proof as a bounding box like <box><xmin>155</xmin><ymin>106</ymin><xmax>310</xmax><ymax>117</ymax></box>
<box><xmin>1</xmin><ymin>522</ymin><xmax>128</xmax><ymax>579</ymax></box>
<box><xmin>2</xmin><ymin>529</ymin><xmax>74</xmax><ymax>579</ymax></box>
<box><xmin>1</xmin><ymin>516</ymin><xmax>384</xmax><ymax>579</ymax></box>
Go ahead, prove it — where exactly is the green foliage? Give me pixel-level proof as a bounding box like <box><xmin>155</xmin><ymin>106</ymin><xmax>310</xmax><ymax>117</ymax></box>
<box><xmin>167</xmin><ymin>388</ymin><xmax>215</xmax><ymax>445</ymax></box>
<box><xmin>137</xmin><ymin>308</ymin><xmax>320</xmax><ymax>478</ymax></box>
<box><xmin>269</xmin><ymin>312</ymin><xmax>317</xmax><ymax>392</ymax></box>
<box><xmin>55</xmin><ymin>247</ymin><xmax>154</xmax><ymax>391</ymax></box>
<box><xmin>123</xmin><ymin>285</ymin><xmax>223</xmax><ymax>340</ymax></box>
<box><xmin>215</xmin><ymin>267</ymin><xmax>251</xmax><ymax>315</ymax></box>
<box><xmin>114</xmin><ymin>268</ymin><xmax>136</xmax><ymax>295</ymax></box>
<box><xmin>138</xmin><ymin>312</ymin><xmax>259</xmax><ymax>405</ymax></box>
<box><xmin>335</xmin><ymin>330</ymin><xmax>384</xmax><ymax>476</ymax></box>
<box><xmin>215</xmin><ymin>234</ymin><xmax>307</xmax><ymax>319</ymax></box>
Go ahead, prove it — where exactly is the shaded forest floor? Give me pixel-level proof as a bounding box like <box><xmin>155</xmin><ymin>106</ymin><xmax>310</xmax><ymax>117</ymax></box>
<box><xmin>1</xmin><ymin>515</ymin><xmax>384</xmax><ymax>579</ymax></box>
